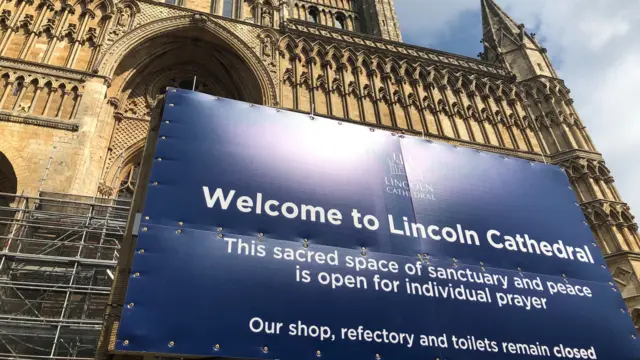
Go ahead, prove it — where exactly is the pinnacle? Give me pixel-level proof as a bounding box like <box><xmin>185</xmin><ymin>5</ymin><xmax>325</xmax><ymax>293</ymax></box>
<box><xmin>481</xmin><ymin>0</ymin><xmax>522</xmax><ymax>37</ymax></box>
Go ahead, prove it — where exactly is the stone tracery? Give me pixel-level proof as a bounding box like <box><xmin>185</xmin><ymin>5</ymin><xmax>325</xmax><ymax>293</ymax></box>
<box><xmin>99</xmin><ymin>20</ymin><xmax>269</xmax><ymax>192</ymax></box>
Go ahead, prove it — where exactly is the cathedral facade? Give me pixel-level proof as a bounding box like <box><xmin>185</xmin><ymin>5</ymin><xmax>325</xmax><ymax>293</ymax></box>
<box><xmin>0</xmin><ymin>0</ymin><xmax>639</xmax><ymax>350</ymax></box>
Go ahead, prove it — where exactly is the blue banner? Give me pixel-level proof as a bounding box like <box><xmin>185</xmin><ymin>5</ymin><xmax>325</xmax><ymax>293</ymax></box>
<box><xmin>116</xmin><ymin>89</ymin><xmax>640</xmax><ymax>359</ymax></box>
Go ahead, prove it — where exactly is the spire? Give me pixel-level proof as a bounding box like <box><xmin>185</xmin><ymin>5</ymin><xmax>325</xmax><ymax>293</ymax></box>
<box><xmin>481</xmin><ymin>0</ymin><xmax>527</xmax><ymax>59</ymax></box>
<box><xmin>481</xmin><ymin>0</ymin><xmax>523</xmax><ymax>42</ymax></box>
<box><xmin>480</xmin><ymin>0</ymin><xmax>558</xmax><ymax>80</ymax></box>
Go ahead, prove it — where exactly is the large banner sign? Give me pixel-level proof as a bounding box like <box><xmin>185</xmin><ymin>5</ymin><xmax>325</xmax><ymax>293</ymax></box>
<box><xmin>116</xmin><ymin>89</ymin><xmax>640</xmax><ymax>359</ymax></box>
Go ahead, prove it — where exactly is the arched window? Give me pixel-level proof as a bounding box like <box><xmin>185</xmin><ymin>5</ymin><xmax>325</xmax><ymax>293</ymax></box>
<box><xmin>12</xmin><ymin>81</ymin><xmax>23</xmax><ymax>96</ymax></box>
<box><xmin>0</xmin><ymin>152</ymin><xmax>17</xmax><ymax>196</ymax></box>
<box><xmin>0</xmin><ymin>151</ymin><xmax>18</xmax><ymax>236</ymax></box>
<box><xmin>116</xmin><ymin>162</ymin><xmax>140</xmax><ymax>203</ymax></box>
<box><xmin>335</xmin><ymin>12</ymin><xmax>346</xmax><ymax>29</ymax></box>
<box><xmin>308</xmin><ymin>6</ymin><xmax>319</xmax><ymax>23</ymax></box>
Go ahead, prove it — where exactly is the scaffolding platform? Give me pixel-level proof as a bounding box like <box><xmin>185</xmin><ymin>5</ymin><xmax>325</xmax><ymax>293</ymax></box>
<box><xmin>0</xmin><ymin>191</ymin><xmax>130</xmax><ymax>360</ymax></box>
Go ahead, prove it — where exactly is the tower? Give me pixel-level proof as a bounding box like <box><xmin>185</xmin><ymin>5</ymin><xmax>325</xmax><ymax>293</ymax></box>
<box><xmin>481</xmin><ymin>0</ymin><xmax>556</xmax><ymax>80</ymax></box>
<box><xmin>361</xmin><ymin>0</ymin><xmax>402</xmax><ymax>42</ymax></box>
<box><xmin>481</xmin><ymin>0</ymin><xmax>640</xmax><ymax>321</ymax></box>
<box><xmin>288</xmin><ymin>0</ymin><xmax>402</xmax><ymax>42</ymax></box>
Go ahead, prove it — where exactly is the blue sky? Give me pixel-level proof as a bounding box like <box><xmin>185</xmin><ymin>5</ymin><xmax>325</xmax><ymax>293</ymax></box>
<box><xmin>395</xmin><ymin>0</ymin><xmax>640</xmax><ymax>217</ymax></box>
<box><xmin>403</xmin><ymin>7</ymin><xmax>482</xmax><ymax>58</ymax></box>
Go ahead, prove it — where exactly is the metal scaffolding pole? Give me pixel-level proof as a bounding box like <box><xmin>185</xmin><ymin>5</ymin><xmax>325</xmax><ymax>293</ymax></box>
<box><xmin>0</xmin><ymin>191</ymin><xmax>130</xmax><ymax>360</ymax></box>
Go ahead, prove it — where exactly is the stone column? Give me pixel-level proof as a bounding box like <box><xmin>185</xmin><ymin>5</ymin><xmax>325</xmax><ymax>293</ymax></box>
<box><xmin>68</xmin><ymin>76</ymin><xmax>110</xmax><ymax>196</ymax></box>
<box><xmin>0</xmin><ymin>81</ymin><xmax>13</xmax><ymax>108</ymax></box>
<box><xmin>279</xmin><ymin>0</ymin><xmax>289</xmax><ymax>24</ymax></box>
<box><xmin>28</xmin><ymin>86</ymin><xmax>42</xmax><ymax>114</ymax></box>
<box><xmin>42</xmin><ymin>87</ymin><xmax>56</xmax><ymax>116</ymax></box>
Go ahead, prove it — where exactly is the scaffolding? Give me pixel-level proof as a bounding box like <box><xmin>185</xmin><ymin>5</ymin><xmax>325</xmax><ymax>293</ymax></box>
<box><xmin>0</xmin><ymin>191</ymin><xmax>130</xmax><ymax>360</ymax></box>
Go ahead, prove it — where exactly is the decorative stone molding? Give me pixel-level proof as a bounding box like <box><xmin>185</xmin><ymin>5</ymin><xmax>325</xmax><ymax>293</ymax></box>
<box><xmin>107</xmin><ymin>97</ymin><xmax>120</xmax><ymax>109</ymax></box>
<box><xmin>39</xmin><ymin>18</ymin><xmax>56</xmax><ymax>35</ymax></box>
<box><xmin>95</xmin><ymin>14</ymin><xmax>277</xmax><ymax>106</ymax></box>
<box><xmin>86</xmin><ymin>27</ymin><xmax>98</xmax><ymax>40</ymax></box>
<box><xmin>581</xmin><ymin>200</ymin><xmax>636</xmax><ymax>229</ymax></box>
<box><xmin>551</xmin><ymin>149</ymin><xmax>603</xmax><ymax>164</ymax></box>
<box><xmin>559</xmin><ymin>157</ymin><xmax>607</xmax><ymax>178</ymax></box>
<box><xmin>0</xmin><ymin>112</ymin><xmax>79</xmax><ymax>131</ymax></box>
<box><xmin>0</xmin><ymin>9</ymin><xmax>11</xmax><ymax>25</ymax></box>
<box><xmin>19</xmin><ymin>13</ymin><xmax>34</xmax><ymax>30</ymax></box>
<box><xmin>97</xmin><ymin>181</ymin><xmax>115</xmax><ymax>197</ymax></box>
<box><xmin>285</xmin><ymin>19</ymin><xmax>510</xmax><ymax>79</ymax></box>
<box><xmin>101</xmin><ymin>0</ymin><xmax>141</xmax><ymax>53</ymax></box>
<box><xmin>0</xmin><ymin>58</ymin><xmax>105</xmax><ymax>84</ymax></box>
<box><xmin>258</xmin><ymin>29</ymin><xmax>278</xmax><ymax>79</ymax></box>
<box><xmin>192</xmin><ymin>13</ymin><xmax>210</xmax><ymax>27</ymax></box>
<box><xmin>613</xmin><ymin>266</ymin><xmax>633</xmax><ymax>286</ymax></box>
<box><xmin>101</xmin><ymin>135</ymin><xmax>146</xmax><ymax>192</ymax></box>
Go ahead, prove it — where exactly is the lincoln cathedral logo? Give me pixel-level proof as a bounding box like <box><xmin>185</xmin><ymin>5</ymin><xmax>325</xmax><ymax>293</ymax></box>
<box><xmin>385</xmin><ymin>152</ymin><xmax>435</xmax><ymax>200</ymax></box>
<box><xmin>388</xmin><ymin>153</ymin><xmax>407</xmax><ymax>176</ymax></box>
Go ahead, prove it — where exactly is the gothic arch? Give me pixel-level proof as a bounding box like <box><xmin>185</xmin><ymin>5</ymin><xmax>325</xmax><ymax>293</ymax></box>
<box><xmin>313</xmin><ymin>43</ymin><xmax>328</xmax><ymax>60</ymax></box>
<box><xmin>99</xmin><ymin>16</ymin><xmax>278</xmax><ymax>197</ymax></box>
<box><xmin>279</xmin><ymin>34</ymin><xmax>298</xmax><ymax>51</ymax></box>
<box><xmin>388</xmin><ymin>61</ymin><xmax>402</xmax><ymax>78</ymax></box>
<box><xmin>95</xmin><ymin>14</ymin><xmax>277</xmax><ymax>105</ymax></box>
<box><xmin>343</xmin><ymin>49</ymin><xmax>358</xmax><ymax>67</ymax></box>
<box><xmin>103</xmin><ymin>137</ymin><xmax>146</xmax><ymax>192</ymax></box>
<box><xmin>0</xmin><ymin>152</ymin><xmax>17</xmax><ymax>196</ymax></box>
<box><xmin>0</xmin><ymin>151</ymin><xmax>18</xmax><ymax>236</ymax></box>
<box><xmin>622</xmin><ymin>210</ymin><xmax>634</xmax><ymax>224</ymax></box>
<box><xmin>298</xmin><ymin>38</ymin><xmax>315</xmax><ymax>56</ymax></box>
<box><xmin>0</xmin><ymin>147</ymin><xmax>28</xmax><ymax>195</ymax></box>
<box><xmin>325</xmin><ymin>44</ymin><xmax>342</xmax><ymax>61</ymax></box>
<box><xmin>280</xmin><ymin>36</ymin><xmax>298</xmax><ymax>60</ymax></box>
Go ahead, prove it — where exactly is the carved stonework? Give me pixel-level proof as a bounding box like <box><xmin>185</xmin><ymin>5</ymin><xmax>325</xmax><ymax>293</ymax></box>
<box><xmin>64</xmin><ymin>22</ymin><xmax>77</xmax><ymax>38</ymax></box>
<box><xmin>261</xmin><ymin>8</ymin><xmax>272</xmax><ymax>27</ymax></box>
<box><xmin>286</xmin><ymin>19</ymin><xmax>510</xmax><ymax>79</ymax></box>
<box><xmin>103</xmin><ymin>5</ymin><xmax>136</xmax><ymax>51</ymax></box>
<box><xmin>39</xmin><ymin>18</ymin><xmax>55</xmax><ymax>35</ymax></box>
<box><xmin>0</xmin><ymin>112</ymin><xmax>79</xmax><ymax>131</ymax></box>
<box><xmin>0</xmin><ymin>9</ymin><xmax>11</xmax><ymax>25</ymax></box>
<box><xmin>613</xmin><ymin>266</ymin><xmax>633</xmax><ymax>286</ymax></box>
<box><xmin>61</xmin><ymin>3</ymin><xmax>75</xmax><ymax>14</ymax></box>
<box><xmin>39</xmin><ymin>0</ymin><xmax>55</xmax><ymax>10</ymax></box>
<box><xmin>96</xmin><ymin>14</ymin><xmax>277</xmax><ymax>106</ymax></box>
<box><xmin>86</xmin><ymin>27</ymin><xmax>98</xmax><ymax>39</ymax></box>
<box><xmin>107</xmin><ymin>97</ymin><xmax>120</xmax><ymax>109</ymax></box>
<box><xmin>263</xmin><ymin>41</ymin><xmax>272</xmax><ymax>57</ymax></box>
<box><xmin>192</xmin><ymin>13</ymin><xmax>210</xmax><ymax>27</ymax></box>
<box><xmin>0</xmin><ymin>58</ymin><xmax>94</xmax><ymax>84</ymax></box>
<box><xmin>258</xmin><ymin>30</ymin><xmax>278</xmax><ymax>79</ymax></box>
<box><xmin>17</xmin><ymin>102</ymin><xmax>30</xmax><ymax>113</ymax></box>
<box><xmin>18</xmin><ymin>13</ymin><xmax>34</xmax><ymax>31</ymax></box>
<box><xmin>116</xmin><ymin>7</ymin><xmax>131</xmax><ymax>29</ymax></box>
<box><xmin>97</xmin><ymin>181</ymin><xmax>114</xmax><ymax>197</ymax></box>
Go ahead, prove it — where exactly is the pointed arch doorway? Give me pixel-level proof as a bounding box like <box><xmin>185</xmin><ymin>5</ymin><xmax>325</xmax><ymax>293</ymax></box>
<box><xmin>100</xmin><ymin>26</ymin><xmax>267</xmax><ymax>201</ymax></box>
<box><xmin>0</xmin><ymin>152</ymin><xmax>17</xmax><ymax>235</ymax></box>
